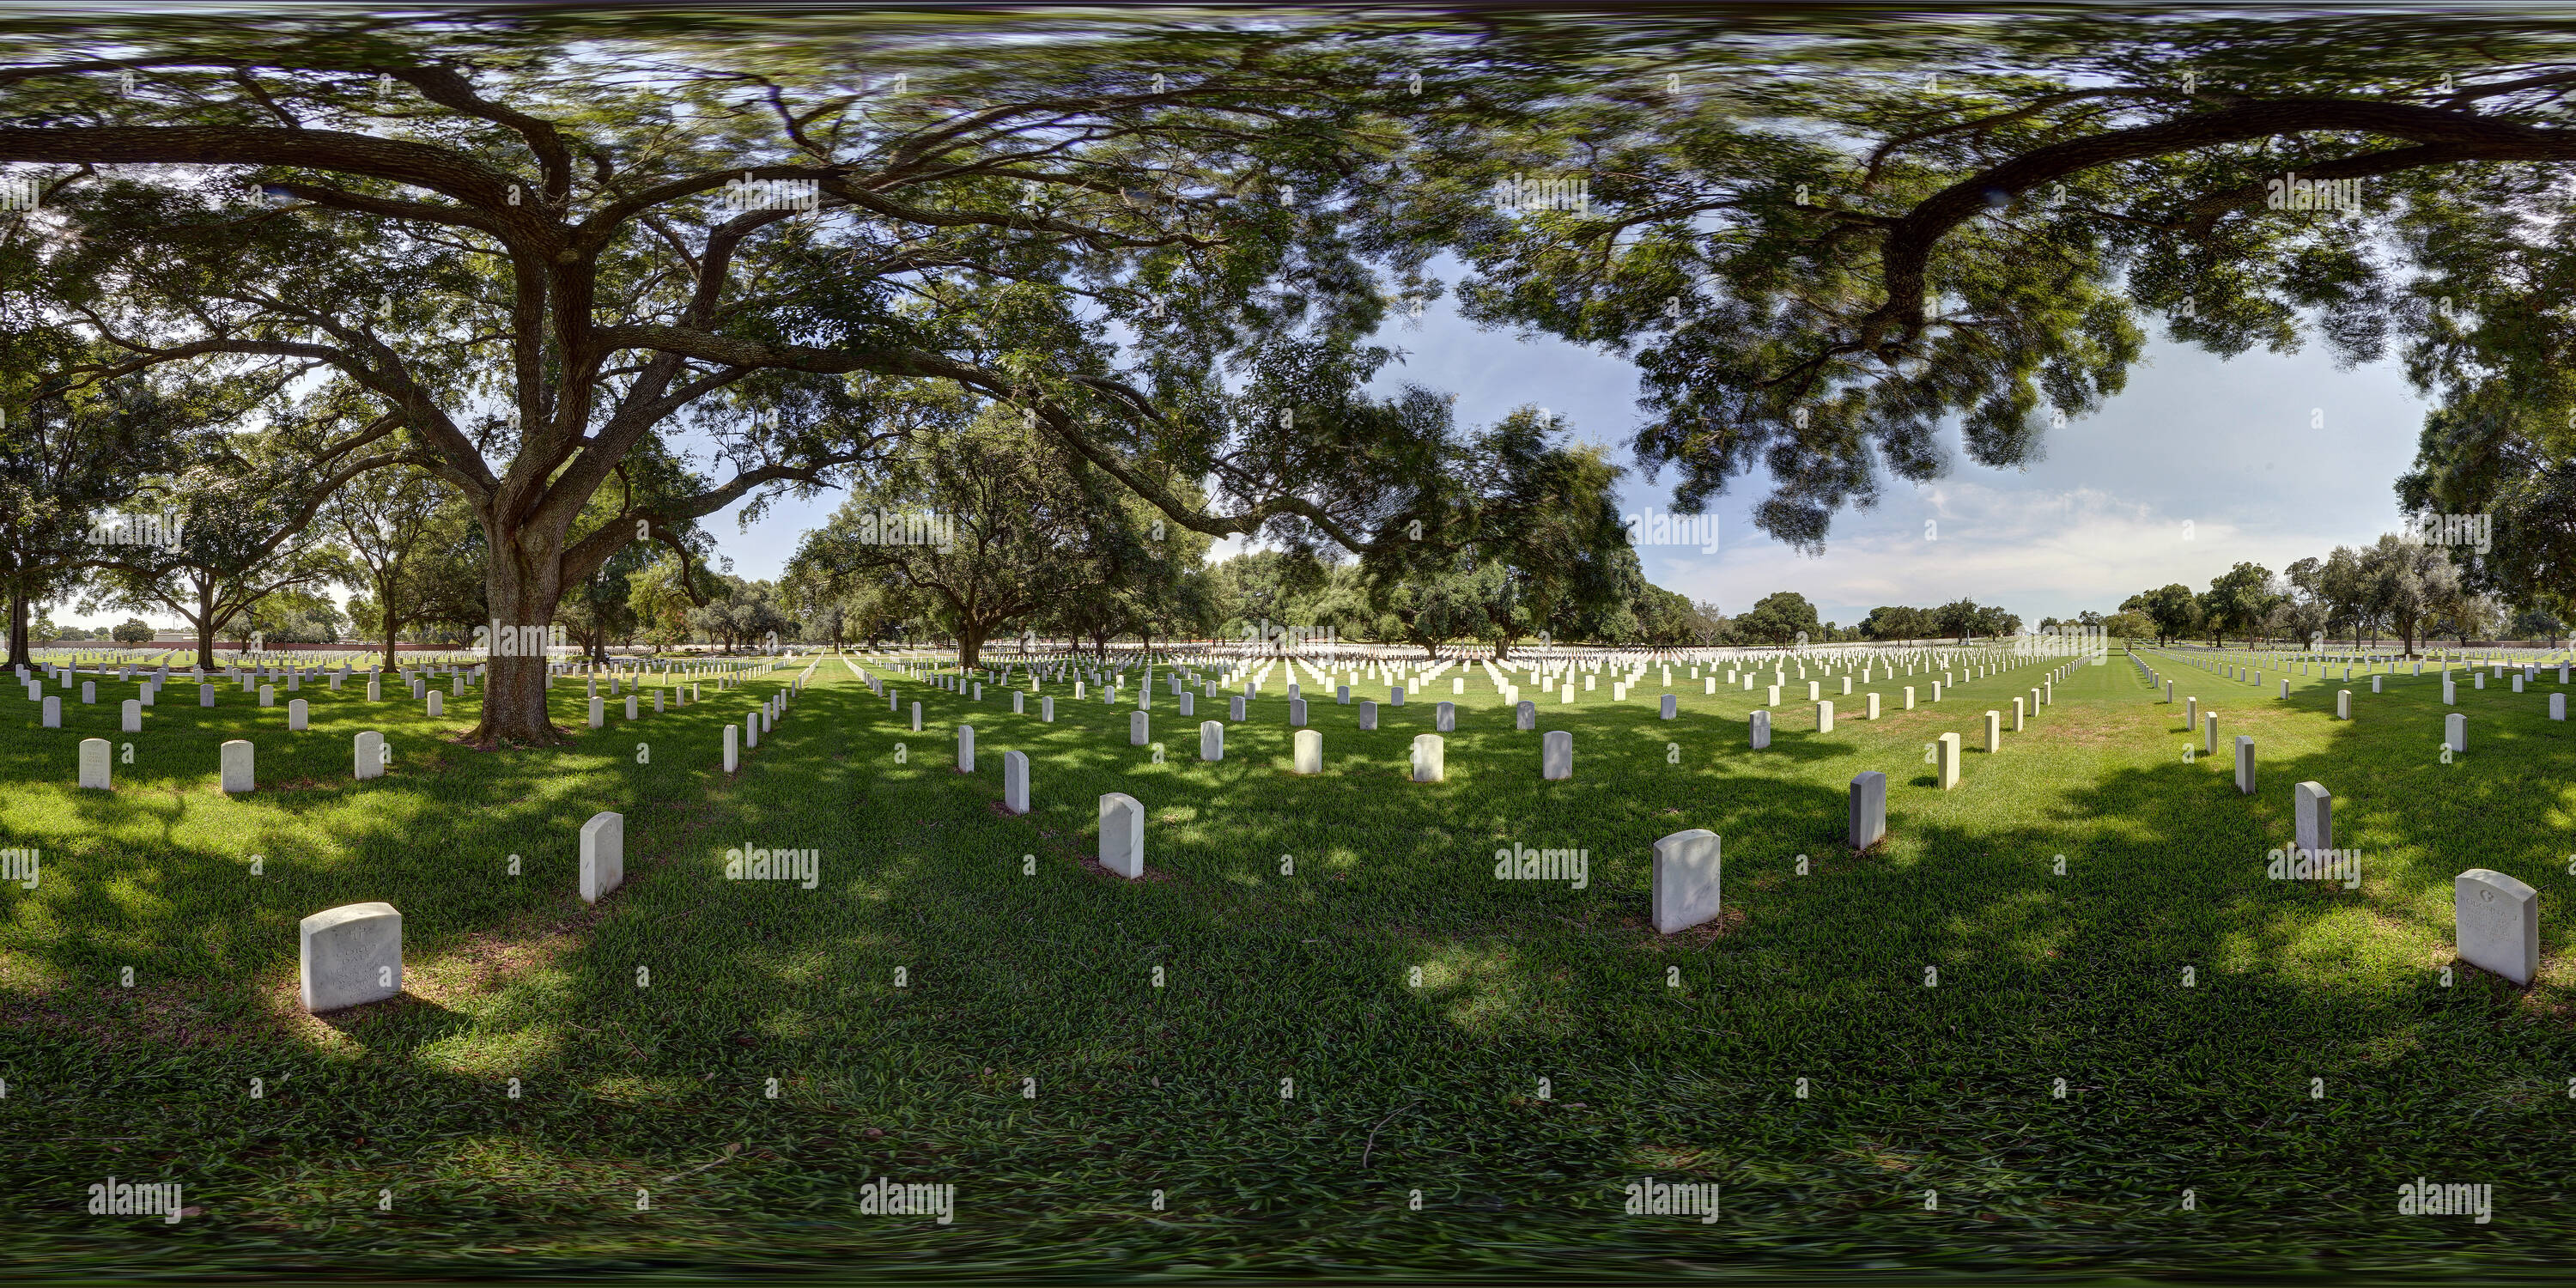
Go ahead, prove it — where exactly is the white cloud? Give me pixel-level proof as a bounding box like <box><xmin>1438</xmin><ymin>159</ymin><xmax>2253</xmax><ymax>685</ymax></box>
<box><xmin>1643</xmin><ymin>474</ymin><xmax>2416</xmax><ymax>624</ymax></box>
<box><xmin>1646</xmin><ymin>483</ymin><xmax>2217</xmax><ymax>621</ymax></box>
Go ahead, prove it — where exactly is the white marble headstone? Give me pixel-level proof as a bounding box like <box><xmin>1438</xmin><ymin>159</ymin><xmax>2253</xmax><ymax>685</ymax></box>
<box><xmin>2293</xmin><ymin>781</ymin><xmax>2330</xmax><ymax>855</ymax></box>
<box><xmin>1098</xmin><ymin>793</ymin><xmax>1144</xmax><ymax>878</ymax></box>
<box><xmin>299</xmin><ymin>902</ymin><xmax>402</xmax><ymax>1012</ymax></box>
<box><xmin>1541</xmin><ymin>730</ymin><xmax>1571</xmax><ymax>781</ymax></box>
<box><xmin>1411</xmin><ymin>733</ymin><xmax>1444</xmax><ymax>783</ymax></box>
<box><xmin>1002</xmin><ymin>750</ymin><xmax>1030</xmax><ymax>815</ymax></box>
<box><xmin>2455</xmin><ymin>868</ymin><xmax>2538</xmax><ymax>987</ymax></box>
<box><xmin>580</xmin><ymin>811</ymin><xmax>624</xmax><ymax>903</ymax></box>
<box><xmin>1651</xmin><ymin>829</ymin><xmax>1722</xmax><ymax>935</ymax></box>
<box><xmin>1848</xmin><ymin>771</ymin><xmax>1886</xmax><ymax>848</ymax></box>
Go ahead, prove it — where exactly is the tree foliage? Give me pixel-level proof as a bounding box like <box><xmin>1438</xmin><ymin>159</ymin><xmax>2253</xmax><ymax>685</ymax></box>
<box><xmin>788</xmin><ymin>405</ymin><xmax>1157</xmax><ymax>665</ymax></box>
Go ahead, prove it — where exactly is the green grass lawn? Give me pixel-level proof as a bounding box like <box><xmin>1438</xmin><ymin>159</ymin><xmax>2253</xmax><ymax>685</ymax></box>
<box><xmin>3</xmin><ymin>643</ymin><xmax>2573</xmax><ymax>1280</ymax></box>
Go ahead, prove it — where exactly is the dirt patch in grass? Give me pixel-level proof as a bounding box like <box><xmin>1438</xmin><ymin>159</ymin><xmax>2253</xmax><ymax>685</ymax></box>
<box><xmin>1621</xmin><ymin>905</ymin><xmax>1748</xmax><ymax>948</ymax></box>
<box><xmin>405</xmin><ymin>914</ymin><xmax>592</xmax><ymax>1005</ymax></box>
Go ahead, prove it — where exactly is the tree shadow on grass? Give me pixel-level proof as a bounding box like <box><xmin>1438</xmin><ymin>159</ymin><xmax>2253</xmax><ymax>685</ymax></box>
<box><xmin>18</xmin><ymin>662</ymin><xmax>2576</xmax><ymax>1276</ymax></box>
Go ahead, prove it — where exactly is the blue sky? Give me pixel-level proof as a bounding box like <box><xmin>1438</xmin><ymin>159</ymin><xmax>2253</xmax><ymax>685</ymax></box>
<box><xmin>688</xmin><ymin>297</ymin><xmax>2433</xmax><ymax>631</ymax></box>
<box><xmin>63</xmin><ymin>295</ymin><xmax>2433</xmax><ymax>633</ymax></box>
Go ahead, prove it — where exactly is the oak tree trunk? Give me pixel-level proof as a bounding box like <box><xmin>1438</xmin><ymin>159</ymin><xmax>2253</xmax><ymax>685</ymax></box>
<box><xmin>6</xmin><ymin>585</ymin><xmax>27</xmax><ymax>669</ymax></box>
<box><xmin>192</xmin><ymin>581</ymin><xmax>219</xmax><ymax>672</ymax></box>
<box><xmin>471</xmin><ymin>528</ymin><xmax>568</xmax><ymax>746</ymax></box>
<box><xmin>380</xmin><ymin>568</ymin><xmax>404</xmax><ymax>676</ymax></box>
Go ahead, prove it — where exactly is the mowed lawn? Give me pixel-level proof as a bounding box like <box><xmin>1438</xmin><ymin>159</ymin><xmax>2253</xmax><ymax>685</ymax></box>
<box><xmin>2</xmin><ymin>644</ymin><xmax>2573</xmax><ymax>1279</ymax></box>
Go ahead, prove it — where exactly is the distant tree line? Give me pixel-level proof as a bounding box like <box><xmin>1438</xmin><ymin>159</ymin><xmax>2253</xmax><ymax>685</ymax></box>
<box><xmin>2116</xmin><ymin>534</ymin><xmax>2558</xmax><ymax>654</ymax></box>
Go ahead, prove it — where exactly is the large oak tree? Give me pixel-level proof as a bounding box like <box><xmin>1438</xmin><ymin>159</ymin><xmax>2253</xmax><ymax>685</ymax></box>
<box><xmin>0</xmin><ymin>21</ymin><xmax>1483</xmax><ymax>743</ymax></box>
